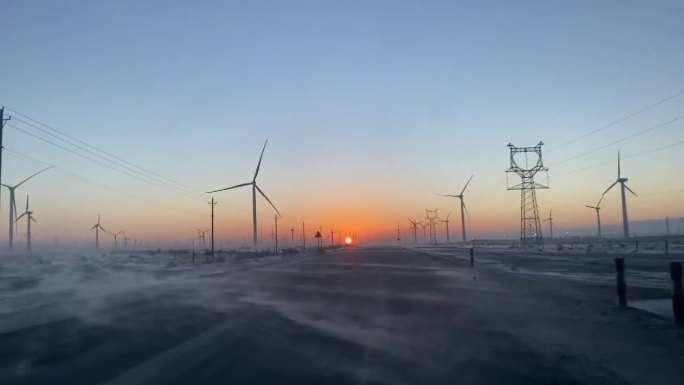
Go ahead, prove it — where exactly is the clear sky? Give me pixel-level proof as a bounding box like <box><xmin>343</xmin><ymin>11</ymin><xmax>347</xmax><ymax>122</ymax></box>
<box><xmin>1</xmin><ymin>0</ymin><xmax>683</xmax><ymax>247</ymax></box>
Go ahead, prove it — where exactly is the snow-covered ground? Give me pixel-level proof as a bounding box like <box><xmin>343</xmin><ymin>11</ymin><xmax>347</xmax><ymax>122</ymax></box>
<box><xmin>406</xmin><ymin>244</ymin><xmax>682</xmax><ymax>291</ymax></box>
<box><xmin>0</xmin><ymin>250</ymin><xmax>308</xmax><ymax>334</ymax></box>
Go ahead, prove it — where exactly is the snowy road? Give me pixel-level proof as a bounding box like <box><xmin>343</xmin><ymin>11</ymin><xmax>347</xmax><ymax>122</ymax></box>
<box><xmin>1</xmin><ymin>247</ymin><xmax>683</xmax><ymax>384</ymax></box>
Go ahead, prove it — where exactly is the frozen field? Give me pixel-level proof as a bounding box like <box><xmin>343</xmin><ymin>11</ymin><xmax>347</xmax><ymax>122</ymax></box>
<box><xmin>1</xmin><ymin>246</ymin><xmax>683</xmax><ymax>384</ymax></box>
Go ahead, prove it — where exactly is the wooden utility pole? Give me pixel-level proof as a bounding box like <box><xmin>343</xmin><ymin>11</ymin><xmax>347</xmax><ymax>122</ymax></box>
<box><xmin>0</xmin><ymin>108</ymin><xmax>9</xmax><ymax>211</ymax></box>
<box><xmin>209</xmin><ymin>197</ymin><xmax>217</xmax><ymax>256</ymax></box>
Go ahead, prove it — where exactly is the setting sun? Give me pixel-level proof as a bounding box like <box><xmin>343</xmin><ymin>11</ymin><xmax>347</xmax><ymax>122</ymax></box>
<box><xmin>344</xmin><ymin>237</ymin><xmax>353</xmax><ymax>245</ymax></box>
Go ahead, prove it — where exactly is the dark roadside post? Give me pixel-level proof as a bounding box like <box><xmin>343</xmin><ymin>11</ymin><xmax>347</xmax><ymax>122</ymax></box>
<box><xmin>615</xmin><ymin>257</ymin><xmax>627</xmax><ymax>307</ymax></box>
<box><xmin>635</xmin><ymin>241</ymin><xmax>639</xmax><ymax>252</ymax></box>
<box><xmin>665</xmin><ymin>240</ymin><xmax>669</xmax><ymax>256</ymax></box>
<box><xmin>670</xmin><ymin>262</ymin><xmax>683</xmax><ymax>325</ymax></box>
<box><xmin>469</xmin><ymin>247</ymin><xmax>474</xmax><ymax>267</ymax></box>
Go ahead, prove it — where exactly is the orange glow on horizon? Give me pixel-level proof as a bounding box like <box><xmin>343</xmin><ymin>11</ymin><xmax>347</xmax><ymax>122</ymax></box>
<box><xmin>345</xmin><ymin>237</ymin><xmax>353</xmax><ymax>245</ymax></box>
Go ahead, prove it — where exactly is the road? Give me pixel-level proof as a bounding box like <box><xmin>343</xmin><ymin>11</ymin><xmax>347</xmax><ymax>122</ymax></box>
<box><xmin>1</xmin><ymin>246</ymin><xmax>683</xmax><ymax>384</ymax></box>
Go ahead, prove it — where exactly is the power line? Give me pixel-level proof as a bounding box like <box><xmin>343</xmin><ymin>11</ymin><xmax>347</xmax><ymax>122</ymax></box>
<box><xmin>553</xmin><ymin>138</ymin><xmax>684</xmax><ymax>178</ymax></box>
<box><xmin>548</xmin><ymin>88</ymin><xmax>684</xmax><ymax>152</ymax></box>
<box><xmin>7</xmin><ymin>122</ymin><xmax>207</xmax><ymax>202</ymax></box>
<box><xmin>4</xmin><ymin>107</ymin><xmax>201</xmax><ymax>195</ymax></box>
<box><xmin>9</xmin><ymin>115</ymin><xmax>201</xmax><ymax>198</ymax></box>
<box><xmin>550</xmin><ymin>114</ymin><xmax>684</xmax><ymax>167</ymax></box>
<box><xmin>540</xmin><ymin>31</ymin><xmax>681</xmax><ymax>128</ymax></box>
<box><xmin>4</xmin><ymin>148</ymin><xmax>205</xmax><ymax>217</ymax></box>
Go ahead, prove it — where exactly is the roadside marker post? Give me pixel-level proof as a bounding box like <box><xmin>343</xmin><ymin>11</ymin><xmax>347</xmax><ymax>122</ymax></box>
<box><xmin>615</xmin><ymin>258</ymin><xmax>627</xmax><ymax>307</ymax></box>
<box><xmin>670</xmin><ymin>262</ymin><xmax>684</xmax><ymax>325</ymax></box>
<box><xmin>469</xmin><ymin>247</ymin><xmax>474</xmax><ymax>267</ymax></box>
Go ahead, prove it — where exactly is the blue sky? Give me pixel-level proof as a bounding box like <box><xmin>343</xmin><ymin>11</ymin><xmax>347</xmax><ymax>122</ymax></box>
<box><xmin>1</xmin><ymin>1</ymin><xmax>683</xmax><ymax>245</ymax></box>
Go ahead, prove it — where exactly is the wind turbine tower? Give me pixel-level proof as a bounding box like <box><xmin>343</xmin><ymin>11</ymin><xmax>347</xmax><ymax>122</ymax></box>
<box><xmin>16</xmin><ymin>195</ymin><xmax>37</xmax><ymax>253</ymax></box>
<box><xmin>437</xmin><ymin>175</ymin><xmax>473</xmax><ymax>243</ymax></box>
<box><xmin>90</xmin><ymin>214</ymin><xmax>104</xmax><ymax>250</ymax></box>
<box><xmin>586</xmin><ymin>200</ymin><xmax>603</xmax><ymax>239</ymax></box>
<box><xmin>439</xmin><ymin>212</ymin><xmax>451</xmax><ymax>243</ymax></box>
<box><xmin>602</xmin><ymin>151</ymin><xmax>637</xmax><ymax>238</ymax></box>
<box><xmin>408</xmin><ymin>219</ymin><xmax>420</xmax><ymax>243</ymax></box>
<box><xmin>506</xmin><ymin>142</ymin><xmax>549</xmax><ymax>248</ymax></box>
<box><xmin>425</xmin><ymin>209</ymin><xmax>438</xmax><ymax>244</ymax></box>
<box><xmin>207</xmin><ymin>140</ymin><xmax>280</xmax><ymax>248</ymax></box>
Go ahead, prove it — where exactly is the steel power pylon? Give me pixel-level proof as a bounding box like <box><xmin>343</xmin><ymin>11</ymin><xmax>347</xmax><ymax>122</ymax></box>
<box><xmin>506</xmin><ymin>142</ymin><xmax>549</xmax><ymax>249</ymax></box>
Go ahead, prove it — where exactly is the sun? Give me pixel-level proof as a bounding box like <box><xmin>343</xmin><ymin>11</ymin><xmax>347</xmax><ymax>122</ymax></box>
<box><xmin>344</xmin><ymin>237</ymin><xmax>353</xmax><ymax>245</ymax></box>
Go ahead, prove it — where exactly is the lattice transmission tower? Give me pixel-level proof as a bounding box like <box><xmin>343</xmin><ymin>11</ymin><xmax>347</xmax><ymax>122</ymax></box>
<box><xmin>506</xmin><ymin>142</ymin><xmax>549</xmax><ymax>248</ymax></box>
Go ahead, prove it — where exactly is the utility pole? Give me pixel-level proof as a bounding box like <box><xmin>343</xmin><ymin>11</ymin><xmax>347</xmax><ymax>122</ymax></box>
<box><xmin>330</xmin><ymin>229</ymin><xmax>335</xmax><ymax>246</ymax></box>
<box><xmin>209</xmin><ymin>197</ymin><xmax>217</xmax><ymax>256</ymax></box>
<box><xmin>0</xmin><ymin>107</ymin><xmax>9</xmax><ymax>212</ymax></box>
<box><xmin>274</xmin><ymin>215</ymin><xmax>280</xmax><ymax>253</ymax></box>
<box><xmin>666</xmin><ymin>217</ymin><xmax>671</xmax><ymax>237</ymax></box>
<box><xmin>506</xmin><ymin>142</ymin><xmax>548</xmax><ymax>249</ymax></box>
<box><xmin>396</xmin><ymin>224</ymin><xmax>401</xmax><ymax>245</ymax></box>
<box><xmin>290</xmin><ymin>227</ymin><xmax>294</xmax><ymax>245</ymax></box>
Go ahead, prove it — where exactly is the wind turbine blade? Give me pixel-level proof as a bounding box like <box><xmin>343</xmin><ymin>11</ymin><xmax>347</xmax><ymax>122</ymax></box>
<box><xmin>30</xmin><ymin>216</ymin><xmax>37</xmax><ymax>223</ymax></box>
<box><xmin>624</xmin><ymin>184</ymin><xmax>638</xmax><ymax>197</ymax></box>
<box><xmin>463</xmin><ymin>201</ymin><xmax>470</xmax><ymax>218</ymax></box>
<box><xmin>255</xmin><ymin>184</ymin><xmax>281</xmax><ymax>217</ymax></box>
<box><xmin>446</xmin><ymin>212</ymin><xmax>451</xmax><ymax>220</ymax></box>
<box><xmin>617</xmin><ymin>151</ymin><xmax>621</xmax><ymax>178</ymax></box>
<box><xmin>436</xmin><ymin>194</ymin><xmax>459</xmax><ymax>197</ymax></box>
<box><xmin>91</xmin><ymin>225</ymin><xmax>97</xmax><ymax>230</ymax></box>
<box><xmin>253</xmin><ymin>140</ymin><xmax>268</xmax><ymax>181</ymax></box>
<box><xmin>206</xmin><ymin>182</ymin><xmax>252</xmax><ymax>193</ymax></box>
<box><xmin>17</xmin><ymin>212</ymin><xmax>26</xmax><ymax>221</ymax></box>
<box><xmin>15</xmin><ymin>166</ymin><xmax>54</xmax><ymax>188</ymax></box>
<box><xmin>602</xmin><ymin>180</ymin><xmax>619</xmax><ymax>196</ymax></box>
<box><xmin>460</xmin><ymin>175</ymin><xmax>474</xmax><ymax>195</ymax></box>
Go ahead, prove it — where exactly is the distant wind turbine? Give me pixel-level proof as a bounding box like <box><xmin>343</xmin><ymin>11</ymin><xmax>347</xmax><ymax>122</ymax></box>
<box><xmin>2</xmin><ymin>166</ymin><xmax>52</xmax><ymax>249</ymax></box>
<box><xmin>16</xmin><ymin>195</ymin><xmax>37</xmax><ymax>253</ymax></box>
<box><xmin>438</xmin><ymin>212</ymin><xmax>452</xmax><ymax>243</ymax></box>
<box><xmin>602</xmin><ymin>151</ymin><xmax>637</xmax><ymax>238</ymax></box>
<box><xmin>437</xmin><ymin>175</ymin><xmax>473</xmax><ymax>243</ymax></box>
<box><xmin>586</xmin><ymin>196</ymin><xmax>603</xmax><ymax>239</ymax></box>
<box><xmin>207</xmin><ymin>140</ymin><xmax>280</xmax><ymax>248</ymax></box>
<box><xmin>90</xmin><ymin>214</ymin><xmax>105</xmax><ymax>250</ymax></box>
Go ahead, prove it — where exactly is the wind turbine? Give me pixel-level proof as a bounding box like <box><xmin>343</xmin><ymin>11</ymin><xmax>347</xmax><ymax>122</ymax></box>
<box><xmin>602</xmin><ymin>151</ymin><xmax>637</xmax><ymax>238</ymax></box>
<box><xmin>542</xmin><ymin>210</ymin><xmax>554</xmax><ymax>239</ymax></box>
<box><xmin>206</xmin><ymin>140</ymin><xmax>280</xmax><ymax>248</ymax></box>
<box><xmin>90</xmin><ymin>215</ymin><xmax>105</xmax><ymax>250</ymax></box>
<box><xmin>586</xmin><ymin>197</ymin><xmax>603</xmax><ymax>239</ymax></box>
<box><xmin>16</xmin><ymin>195</ymin><xmax>37</xmax><ymax>253</ymax></box>
<box><xmin>438</xmin><ymin>212</ymin><xmax>452</xmax><ymax>243</ymax></box>
<box><xmin>2</xmin><ymin>166</ymin><xmax>52</xmax><ymax>249</ymax></box>
<box><xmin>407</xmin><ymin>218</ymin><xmax>420</xmax><ymax>243</ymax></box>
<box><xmin>437</xmin><ymin>175</ymin><xmax>473</xmax><ymax>243</ymax></box>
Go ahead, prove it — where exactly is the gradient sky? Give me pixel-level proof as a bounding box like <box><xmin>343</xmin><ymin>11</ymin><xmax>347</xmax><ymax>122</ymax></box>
<box><xmin>1</xmin><ymin>1</ymin><xmax>683</xmax><ymax>247</ymax></box>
